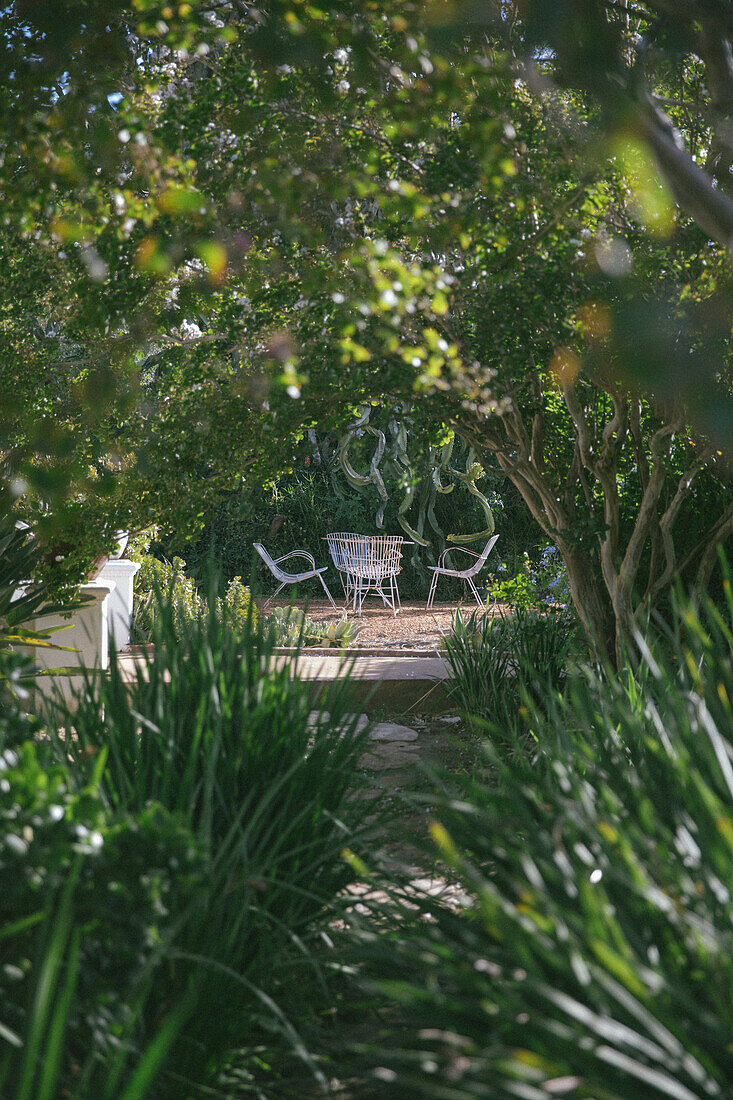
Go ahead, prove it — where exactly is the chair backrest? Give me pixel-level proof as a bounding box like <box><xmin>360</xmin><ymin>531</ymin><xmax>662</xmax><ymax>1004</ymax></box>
<box><xmin>329</xmin><ymin>534</ymin><xmax>403</xmax><ymax>579</ymax></box>
<box><xmin>464</xmin><ymin>533</ymin><xmax>500</xmax><ymax>577</ymax></box>
<box><xmin>332</xmin><ymin>534</ymin><xmax>371</xmax><ymax>577</ymax></box>
<box><xmin>369</xmin><ymin>535</ymin><xmax>404</xmax><ymax>578</ymax></box>
<box><xmin>326</xmin><ymin>533</ymin><xmax>351</xmax><ymax>571</ymax></box>
<box><xmin>253</xmin><ymin>542</ymin><xmax>288</xmax><ymax>583</ymax></box>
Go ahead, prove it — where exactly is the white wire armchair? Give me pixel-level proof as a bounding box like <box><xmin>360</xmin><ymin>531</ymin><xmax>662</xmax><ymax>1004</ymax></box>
<box><xmin>325</xmin><ymin>533</ymin><xmax>406</xmax><ymax>616</ymax></box>
<box><xmin>426</xmin><ymin>533</ymin><xmax>500</xmax><ymax>610</ymax></box>
<box><xmin>325</xmin><ymin>532</ymin><xmax>357</xmax><ymax>604</ymax></box>
<box><xmin>253</xmin><ymin>542</ymin><xmax>337</xmax><ymax>610</ymax></box>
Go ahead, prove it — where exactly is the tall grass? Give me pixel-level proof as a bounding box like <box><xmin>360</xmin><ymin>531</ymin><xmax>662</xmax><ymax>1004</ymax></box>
<box><xmin>348</xmin><ymin>576</ymin><xmax>733</xmax><ymax>1097</ymax></box>
<box><xmin>443</xmin><ymin>605</ymin><xmax>577</xmax><ymax>742</ymax></box>
<box><xmin>8</xmin><ymin>593</ymin><xmax>375</xmax><ymax>1097</ymax></box>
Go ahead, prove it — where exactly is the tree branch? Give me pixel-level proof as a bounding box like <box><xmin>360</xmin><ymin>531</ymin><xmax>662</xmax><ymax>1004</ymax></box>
<box><xmin>643</xmin><ymin>0</ymin><xmax>733</xmax><ymax>39</ymax></box>
<box><xmin>635</xmin><ymin>96</ymin><xmax>733</xmax><ymax>245</ymax></box>
<box><xmin>619</xmin><ymin>420</ymin><xmax>677</xmax><ymax>601</ymax></box>
<box><xmin>650</xmin><ymin>444</ymin><xmax>714</xmax><ymax>596</ymax></box>
<box><xmin>694</xmin><ymin>498</ymin><xmax>733</xmax><ymax>594</ymax></box>
<box><xmin>678</xmin><ymin>495</ymin><xmax>733</xmax><ymax>578</ymax></box>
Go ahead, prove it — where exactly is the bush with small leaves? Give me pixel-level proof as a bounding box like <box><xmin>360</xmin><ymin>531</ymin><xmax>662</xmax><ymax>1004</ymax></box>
<box><xmin>0</xmin><ymin>737</ymin><xmax>204</xmax><ymax>1099</ymax></box>
<box><xmin>214</xmin><ymin>573</ymin><xmax>257</xmax><ymax>633</ymax></box>
<box><xmin>130</xmin><ymin>553</ymin><xmax>205</xmax><ymax>643</ymax></box>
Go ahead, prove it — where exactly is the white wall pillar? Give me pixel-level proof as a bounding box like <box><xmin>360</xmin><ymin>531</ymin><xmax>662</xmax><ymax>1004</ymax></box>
<box><xmin>98</xmin><ymin>558</ymin><xmax>141</xmax><ymax>652</ymax></box>
<box><xmin>32</xmin><ymin>580</ymin><xmax>114</xmax><ymax>704</ymax></box>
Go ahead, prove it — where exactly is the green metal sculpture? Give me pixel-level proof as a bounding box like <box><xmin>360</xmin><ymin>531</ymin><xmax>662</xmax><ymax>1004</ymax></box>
<box><xmin>337</xmin><ymin>407</ymin><xmax>389</xmax><ymax>526</ymax></box>
<box><xmin>431</xmin><ymin>438</ymin><xmax>495</xmax><ymax>545</ymax></box>
<box><xmin>334</xmin><ymin>407</ymin><xmax>497</xmax><ymax>558</ymax></box>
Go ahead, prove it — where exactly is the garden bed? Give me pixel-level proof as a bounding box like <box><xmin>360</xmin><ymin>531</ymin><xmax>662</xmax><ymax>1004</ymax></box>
<box><xmin>256</xmin><ymin>597</ymin><xmax>506</xmax><ymax>649</ymax></box>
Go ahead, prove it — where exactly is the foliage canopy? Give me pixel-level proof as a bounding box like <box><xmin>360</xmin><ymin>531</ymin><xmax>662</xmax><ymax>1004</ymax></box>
<box><xmin>1</xmin><ymin>1</ymin><xmax>732</xmax><ymax>656</ymax></box>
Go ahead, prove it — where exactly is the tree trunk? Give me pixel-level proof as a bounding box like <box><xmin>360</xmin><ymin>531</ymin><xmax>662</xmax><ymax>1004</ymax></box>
<box><xmin>562</xmin><ymin>548</ymin><xmax>617</xmax><ymax>666</ymax></box>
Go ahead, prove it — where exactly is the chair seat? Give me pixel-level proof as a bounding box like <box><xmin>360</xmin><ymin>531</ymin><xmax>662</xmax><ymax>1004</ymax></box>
<box><xmin>272</xmin><ymin>565</ymin><xmax>328</xmax><ymax>584</ymax></box>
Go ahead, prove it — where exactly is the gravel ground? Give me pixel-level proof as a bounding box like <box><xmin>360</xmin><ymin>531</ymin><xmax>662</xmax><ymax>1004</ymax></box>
<box><xmin>256</xmin><ymin>596</ymin><xmax>505</xmax><ymax>649</ymax></box>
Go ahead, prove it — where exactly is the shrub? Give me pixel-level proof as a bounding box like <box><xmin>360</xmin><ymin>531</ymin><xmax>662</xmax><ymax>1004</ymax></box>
<box><xmin>486</xmin><ymin>545</ymin><xmax>572</xmax><ymax>610</ymax></box>
<box><xmin>351</xmin><ymin>580</ymin><xmax>733</xmax><ymax>1097</ymax></box>
<box><xmin>443</xmin><ymin>605</ymin><xmax>578</xmax><ymax>741</ymax></box>
<box><xmin>130</xmin><ymin>553</ymin><xmax>205</xmax><ymax>643</ymax></box>
<box><xmin>214</xmin><ymin>573</ymin><xmax>258</xmax><ymax>633</ymax></box>
<box><xmin>533</xmin><ymin>543</ymin><xmax>572</xmax><ymax>604</ymax></box>
<box><xmin>0</xmin><ymin>510</ymin><xmax>77</xmax><ymax>659</ymax></box>
<box><xmin>485</xmin><ymin>561</ymin><xmax>539</xmax><ymax>610</ymax></box>
<box><xmin>0</xmin><ymin>508</ymin><xmax>83</xmax><ymax>740</ymax></box>
<box><xmin>46</xmin><ymin>592</ymin><xmax>373</xmax><ymax>1095</ymax></box>
<box><xmin>0</xmin><ymin>736</ymin><xmax>204</xmax><ymax>1099</ymax></box>
<box><xmin>131</xmin><ymin>556</ymin><xmax>257</xmax><ymax>643</ymax></box>
<box><xmin>265</xmin><ymin>605</ymin><xmax>360</xmax><ymax>648</ymax></box>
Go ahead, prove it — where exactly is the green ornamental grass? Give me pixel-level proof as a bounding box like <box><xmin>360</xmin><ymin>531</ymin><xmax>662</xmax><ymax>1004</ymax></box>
<box><xmin>350</xmin><ymin>571</ymin><xmax>733</xmax><ymax>1098</ymax></box>
<box><xmin>4</xmin><ymin>589</ymin><xmax>373</xmax><ymax>1097</ymax></box>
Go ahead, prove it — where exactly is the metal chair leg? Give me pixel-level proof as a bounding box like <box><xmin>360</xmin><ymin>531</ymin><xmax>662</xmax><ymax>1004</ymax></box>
<box><xmin>392</xmin><ymin>573</ymin><xmax>401</xmax><ymax>612</ymax></box>
<box><xmin>338</xmin><ymin>568</ymin><xmax>354</xmax><ymax>610</ymax></box>
<box><xmin>426</xmin><ymin>570</ymin><xmax>440</xmax><ymax>611</ymax></box>
<box><xmin>467</xmin><ymin>576</ymin><xmax>483</xmax><ymax>608</ymax></box>
<box><xmin>263</xmin><ymin>580</ymin><xmax>287</xmax><ymax>611</ymax></box>
<box><xmin>354</xmin><ymin>575</ymin><xmax>364</xmax><ymax>617</ymax></box>
<box><xmin>318</xmin><ymin>571</ymin><xmax>338</xmax><ymax>610</ymax></box>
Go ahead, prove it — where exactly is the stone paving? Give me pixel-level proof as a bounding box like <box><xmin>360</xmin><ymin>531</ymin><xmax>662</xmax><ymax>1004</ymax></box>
<box><xmin>309</xmin><ymin>710</ymin><xmax>474</xmax><ymax>918</ymax></box>
<box><xmin>355</xmin><ymin>713</ymin><xmax>474</xmax><ymax>918</ymax></box>
<box><xmin>309</xmin><ymin>711</ymin><xmax>424</xmax><ymax>776</ymax></box>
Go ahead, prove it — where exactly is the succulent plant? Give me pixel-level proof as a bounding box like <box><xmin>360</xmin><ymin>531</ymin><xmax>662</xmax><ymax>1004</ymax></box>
<box><xmin>319</xmin><ymin>616</ymin><xmax>361</xmax><ymax>649</ymax></box>
<box><xmin>265</xmin><ymin>607</ymin><xmax>360</xmax><ymax>648</ymax></box>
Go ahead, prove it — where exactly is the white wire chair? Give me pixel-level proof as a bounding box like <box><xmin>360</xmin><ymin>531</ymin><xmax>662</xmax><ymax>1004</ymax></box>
<box><xmin>325</xmin><ymin>533</ymin><xmax>405</xmax><ymax>616</ymax></box>
<box><xmin>426</xmin><ymin>533</ymin><xmax>500</xmax><ymax>610</ymax></box>
<box><xmin>253</xmin><ymin>542</ymin><xmax>337</xmax><ymax>610</ymax></box>
<box><xmin>325</xmin><ymin>532</ymin><xmax>357</xmax><ymax>604</ymax></box>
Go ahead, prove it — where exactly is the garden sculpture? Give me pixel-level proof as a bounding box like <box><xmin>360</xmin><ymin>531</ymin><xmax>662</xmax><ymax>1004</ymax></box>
<box><xmin>333</xmin><ymin>407</ymin><xmax>498</xmax><ymax>580</ymax></box>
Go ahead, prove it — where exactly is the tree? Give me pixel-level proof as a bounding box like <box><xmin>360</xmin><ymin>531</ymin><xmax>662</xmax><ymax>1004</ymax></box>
<box><xmin>134</xmin><ymin>4</ymin><xmax>727</xmax><ymax>661</ymax></box>
<box><xmin>460</xmin><ymin>0</ymin><xmax>733</xmax><ymax>443</ymax></box>
<box><xmin>1</xmin><ymin>2</ymin><xmax>730</xmax><ymax>660</ymax></box>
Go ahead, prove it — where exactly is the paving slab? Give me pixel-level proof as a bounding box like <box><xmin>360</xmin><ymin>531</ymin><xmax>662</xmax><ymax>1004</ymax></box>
<box><xmin>281</xmin><ymin>653</ymin><xmax>449</xmax><ymax>682</ymax></box>
<box><xmin>307</xmin><ymin>711</ymin><xmax>370</xmax><ymax>734</ymax></box>
<box><xmin>369</xmin><ymin>722</ymin><xmax>419</xmax><ymax>742</ymax></box>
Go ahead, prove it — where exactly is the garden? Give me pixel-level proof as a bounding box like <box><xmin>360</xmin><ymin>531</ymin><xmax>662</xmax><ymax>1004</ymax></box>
<box><xmin>3</xmin><ymin>1</ymin><xmax>733</xmax><ymax>1097</ymax></box>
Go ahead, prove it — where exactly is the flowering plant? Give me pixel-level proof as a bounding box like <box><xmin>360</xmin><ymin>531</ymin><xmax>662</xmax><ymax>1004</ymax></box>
<box><xmin>485</xmin><ymin>546</ymin><xmax>571</xmax><ymax>610</ymax></box>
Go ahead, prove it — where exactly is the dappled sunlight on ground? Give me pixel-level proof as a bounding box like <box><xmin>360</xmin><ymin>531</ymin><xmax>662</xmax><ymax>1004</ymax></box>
<box><xmin>255</xmin><ymin>597</ymin><xmax>507</xmax><ymax>648</ymax></box>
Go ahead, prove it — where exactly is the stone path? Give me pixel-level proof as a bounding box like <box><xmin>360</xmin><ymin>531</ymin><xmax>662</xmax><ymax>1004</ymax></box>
<box><xmin>308</xmin><ymin>712</ymin><xmax>424</xmax><ymax>785</ymax></box>
<box><xmin>354</xmin><ymin>715</ymin><xmax>474</xmax><ymax>922</ymax></box>
<box><xmin>310</xmin><ymin>710</ymin><xmax>474</xmax><ymax>912</ymax></box>
<box><xmin>301</xmin><ymin>710</ymin><xmax>476</xmax><ymax>1097</ymax></box>
<box><xmin>358</xmin><ymin>720</ymin><xmax>421</xmax><ymax>773</ymax></box>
